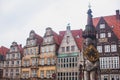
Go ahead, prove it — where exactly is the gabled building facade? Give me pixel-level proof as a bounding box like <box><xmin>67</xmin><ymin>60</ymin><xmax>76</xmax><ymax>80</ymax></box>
<box><xmin>93</xmin><ymin>10</ymin><xmax>120</xmax><ymax>80</ymax></box>
<box><xmin>21</xmin><ymin>30</ymin><xmax>43</xmax><ymax>80</ymax></box>
<box><xmin>57</xmin><ymin>25</ymin><xmax>83</xmax><ymax>80</ymax></box>
<box><xmin>0</xmin><ymin>46</ymin><xmax>9</xmax><ymax>79</ymax></box>
<box><xmin>39</xmin><ymin>27</ymin><xmax>60</xmax><ymax>80</ymax></box>
<box><xmin>3</xmin><ymin>42</ymin><xmax>23</xmax><ymax>80</ymax></box>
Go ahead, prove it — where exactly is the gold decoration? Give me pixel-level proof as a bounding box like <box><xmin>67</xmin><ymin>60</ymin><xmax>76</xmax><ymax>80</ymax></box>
<box><xmin>83</xmin><ymin>45</ymin><xmax>99</xmax><ymax>62</ymax></box>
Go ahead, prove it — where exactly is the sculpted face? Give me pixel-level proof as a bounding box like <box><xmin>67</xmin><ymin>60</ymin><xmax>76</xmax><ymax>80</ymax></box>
<box><xmin>85</xmin><ymin>38</ymin><xmax>92</xmax><ymax>46</ymax></box>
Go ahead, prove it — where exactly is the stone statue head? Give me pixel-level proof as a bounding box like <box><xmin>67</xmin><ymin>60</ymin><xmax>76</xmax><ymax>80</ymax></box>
<box><xmin>85</xmin><ymin>38</ymin><xmax>93</xmax><ymax>46</ymax></box>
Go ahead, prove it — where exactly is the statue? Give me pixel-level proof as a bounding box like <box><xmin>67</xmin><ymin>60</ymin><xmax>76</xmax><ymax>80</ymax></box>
<box><xmin>82</xmin><ymin>7</ymin><xmax>100</xmax><ymax>80</ymax></box>
<box><xmin>83</xmin><ymin>38</ymin><xmax>99</xmax><ymax>80</ymax></box>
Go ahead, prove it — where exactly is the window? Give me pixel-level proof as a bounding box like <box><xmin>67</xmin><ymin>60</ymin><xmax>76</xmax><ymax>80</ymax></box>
<box><xmin>17</xmin><ymin>61</ymin><xmax>19</xmax><ymax>65</ymax></box>
<box><xmin>46</xmin><ymin>70</ymin><xmax>50</xmax><ymax>78</ymax></box>
<box><xmin>50</xmin><ymin>46</ymin><xmax>53</xmax><ymax>52</ymax></box>
<box><xmin>32</xmin><ymin>70</ymin><xmax>37</xmax><ymax>77</ymax></box>
<box><xmin>111</xmin><ymin>44</ymin><xmax>117</xmax><ymax>52</ymax></box>
<box><xmin>41</xmin><ymin>47</ymin><xmax>45</xmax><ymax>53</ymax></box>
<box><xmin>32</xmin><ymin>59</ymin><xmax>36</xmax><ymax>66</ymax></box>
<box><xmin>25</xmin><ymin>49</ymin><xmax>28</xmax><ymax>55</ymax></box>
<box><xmin>30</xmin><ymin>49</ymin><xmax>33</xmax><ymax>54</ymax></box>
<box><xmin>46</xmin><ymin>47</ymin><xmax>49</xmax><ymax>53</ymax></box>
<box><xmin>40</xmin><ymin>71</ymin><xmax>44</xmax><ymax>78</ymax></box>
<box><xmin>34</xmin><ymin>48</ymin><xmax>36</xmax><ymax>54</ymax></box>
<box><xmin>27</xmin><ymin>60</ymin><xmax>30</xmax><ymax>66</ymax></box>
<box><xmin>108</xmin><ymin>32</ymin><xmax>111</xmax><ymax>37</ymax></box>
<box><xmin>44</xmin><ymin>38</ymin><xmax>47</xmax><ymax>43</ymax></box>
<box><xmin>97</xmin><ymin>46</ymin><xmax>102</xmax><ymax>53</ymax></box>
<box><xmin>17</xmin><ymin>53</ymin><xmax>20</xmax><ymax>58</ymax></box>
<box><xmin>12</xmin><ymin>54</ymin><xmax>15</xmax><ymax>59</ymax></box>
<box><xmin>66</xmin><ymin>36</ymin><xmax>70</xmax><ymax>44</ymax></box>
<box><xmin>100</xmin><ymin>24</ymin><xmax>105</xmax><ymax>29</ymax></box>
<box><xmin>71</xmin><ymin>46</ymin><xmax>75</xmax><ymax>51</ymax></box>
<box><xmin>41</xmin><ymin>59</ymin><xmax>44</xmax><ymax>65</ymax></box>
<box><xmin>16</xmin><ymin>69</ymin><xmax>19</xmax><ymax>74</ymax></box>
<box><xmin>66</xmin><ymin>46</ymin><xmax>70</xmax><ymax>52</ymax></box>
<box><xmin>12</xmin><ymin>61</ymin><xmax>14</xmax><ymax>65</ymax></box>
<box><xmin>47</xmin><ymin>58</ymin><xmax>51</xmax><ymax>65</ymax></box>
<box><xmin>104</xmin><ymin>45</ymin><xmax>110</xmax><ymax>52</ymax></box>
<box><xmin>100</xmin><ymin>57</ymin><xmax>119</xmax><ymax>69</ymax></box>
<box><xmin>61</xmin><ymin>47</ymin><xmax>65</xmax><ymax>52</ymax></box>
<box><xmin>96</xmin><ymin>34</ymin><xmax>98</xmax><ymax>38</ymax></box>
<box><xmin>100</xmin><ymin>33</ymin><xmax>106</xmax><ymax>38</ymax></box>
<box><xmin>51</xmin><ymin>58</ymin><xmax>55</xmax><ymax>64</ymax></box>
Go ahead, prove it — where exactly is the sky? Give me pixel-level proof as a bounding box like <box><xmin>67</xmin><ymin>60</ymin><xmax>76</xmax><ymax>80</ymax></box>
<box><xmin>0</xmin><ymin>0</ymin><xmax>120</xmax><ymax>48</ymax></box>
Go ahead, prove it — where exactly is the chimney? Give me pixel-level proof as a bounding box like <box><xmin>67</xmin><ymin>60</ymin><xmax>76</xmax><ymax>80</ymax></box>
<box><xmin>116</xmin><ymin>10</ymin><xmax>120</xmax><ymax>20</ymax></box>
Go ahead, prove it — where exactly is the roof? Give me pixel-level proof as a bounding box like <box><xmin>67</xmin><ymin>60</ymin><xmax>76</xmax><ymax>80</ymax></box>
<box><xmin>0</xmin><ymin>46</ymin><xmax>9</xmax><ymax>56</ymax></box>
<box><xmin>34</xmin><ymin>33</ymin><xmax>43</xmax><ymax>45</ymax></box>
<box><xmin>26</xmin><ymin>30</ymin><xmax>43</xmax><ymax>46</ymax></box>
<box><xmin>93</xmin><ymin>15</ymin><xmax>120</xmax><ymax>39</ymax></box>
<box><xmin>9</xmin><ymin>42</ymin><xmax>23</xmax><ymax>54</ymax></box>
<box><xmin>59</xmin><ymin>29</ymin><xmax>83</xmax><ymax>51</ymax></box>
<box><xmin>18</xmin><ymin>44</ymin><xmax>23</xmax><ymax>54</ymax></box>
<box><xmin>52</xmin><ymin>31</ymin><xmax>60</xmax><ymax>45</ymax></box>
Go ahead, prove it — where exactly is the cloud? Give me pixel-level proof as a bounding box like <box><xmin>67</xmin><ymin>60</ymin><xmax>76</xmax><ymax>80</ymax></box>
<box><xmin>0</xmin><ymin>0</ymin><xmax>119</xmax><ymax>47</ymax></box>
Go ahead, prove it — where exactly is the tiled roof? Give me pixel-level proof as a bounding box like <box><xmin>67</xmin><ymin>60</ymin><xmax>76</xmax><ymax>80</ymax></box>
<box><xmin>34</xmin><ymin>33</ymin><xmax>43</xmax><ymax>45</ymax></box>
<box><xmin>18</xmin><ymin>44</ymin><xmax>23</xmax><ymax>54</ymax></box>
<box><xmin>52</xmin><ymin>31</ymin><xmax>60</xmax><ymax>45</ymax></box>
<box><xmin>0</xmin><ymin>46</ymin><xmax>9</xmax><ymax>56</ymax></box>
<box><xmin>59</xmin><ymin>29</ymin><xmax>83</xmax><ymax>51</ymax></box>
<box><xmin>93</xmin><ymin>15</ymin><xmax>120</xmax><ymax>39</ymax></box>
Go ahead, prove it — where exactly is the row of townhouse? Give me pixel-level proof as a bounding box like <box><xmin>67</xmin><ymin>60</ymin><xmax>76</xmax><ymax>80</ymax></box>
<box><xmin>0</xmin><ymin>9</ymin><xmax>120</xmax><ymax>80</ymax></box>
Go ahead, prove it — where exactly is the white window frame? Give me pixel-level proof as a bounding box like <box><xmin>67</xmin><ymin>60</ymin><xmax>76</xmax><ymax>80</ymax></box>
<box><xmin>111</xmin><ymin>44</ymin><xmax>117</xmax><ymax>52</ymax></box>
<box><xmin>97</xmin><ymin>46</ymin><xmax>102</xmax><ymax>53</ymax></box>
<box><xmin>47</xmin><ymin>58</ymin><xmax>51</xmax><ymax>65</ymax></box>
<box><xmin>51</xmin><ymin>58</ymin><xmax>55</xmax><ymax>65</ymax></box>
<box><xmin>46</xmin><ymin>47</ymin><xmax>49</xmax><ymax>53</ymax></box>
<box><xmin>100</xmin><ymin>33</ymin><xmax>106</xmax><ymax>38</ymax></box>
<box><xmin>100</xmin><ymin>24</ymin><xmax>105</xmax><ymax>29</ymax></box>
<box><xmin>41</xmin><ymin>59</ymin><xmax>44</xmax><ymax>65</ymax></box>
<box><xmin>104</xmin><ymin>45</ymin><xmax>110</xmax><ymax>52</ymax></box>
<box><xmin>46</xmin><ymin>70</ymin><xmax>50</xmax><ymax>78</ymax></box>
<box><xmin>108</xmin><ymin>32</ymin><xmax>111</xmax><ymax>37</ymax></box>
<box><xmin>40</xmin><ymin>71</ymin><xmax>44</xmax><ymax>78</ymax></box>
<box><xmin>41</xmin><ymin>47</ymin><xmax>45</xmax><ymax>53</ymax></box>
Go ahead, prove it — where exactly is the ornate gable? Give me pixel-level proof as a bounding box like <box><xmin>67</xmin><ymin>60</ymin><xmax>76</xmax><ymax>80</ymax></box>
<box><xmin>58</xmin><ymin>25</ymin><xmax>80</xmax><ymax>54</ymax></box>
<box><xmin>40</xmin><ymin>27</ymin><xmax>59</xmax><ymax>54</ymax></box>
<box><xmin>26</xmin><ymin>30</ymin><xmax>43</xmax><ymax>47</ymax></box>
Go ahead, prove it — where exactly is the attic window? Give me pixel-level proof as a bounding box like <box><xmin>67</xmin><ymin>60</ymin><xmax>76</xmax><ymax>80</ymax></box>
<box><xmin>100</xmin><ymin>24</ymin><xmax>105</xmax><ymax>29</ymax></box>
<box><xmin>66</xmin><ymin>36</ymin><xmax>70</xmax><ymax>44</ymax></box>
<box><xmin>76</xmin><ymin>35</ymin><xmax>80</xmax><ymax>38</ymax></box>
<box><xmin>108</xmin><ymin>32</ymin><xmax>111</xmax><ymax>37</ymax></box>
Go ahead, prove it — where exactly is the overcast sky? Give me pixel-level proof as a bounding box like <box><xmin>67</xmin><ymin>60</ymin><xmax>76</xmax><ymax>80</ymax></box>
<box><xmin>0</xmin><ymin>0</ymin><xmax>120</xmax><ymax>48</ymax></box>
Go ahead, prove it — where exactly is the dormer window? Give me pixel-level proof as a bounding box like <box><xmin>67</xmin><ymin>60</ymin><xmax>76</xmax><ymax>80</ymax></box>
<box><xmin>100</xmin><ymin>24</ymin><xmax>105</xmax><ymax>29</ymax></box>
